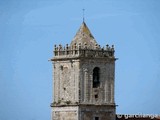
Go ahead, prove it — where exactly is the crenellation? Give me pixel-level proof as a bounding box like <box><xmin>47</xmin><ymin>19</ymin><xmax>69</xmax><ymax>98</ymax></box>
<box><xmin>53</xmin><ymin>43</ymin><xmax>115</xmax><ymax>59</ymax></box>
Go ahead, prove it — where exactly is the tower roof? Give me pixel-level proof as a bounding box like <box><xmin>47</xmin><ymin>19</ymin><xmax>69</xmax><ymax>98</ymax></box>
<box><xmin>70</xmin><ymin>22</ymin><xmax>98</xmax><ymax>49</ymax></box>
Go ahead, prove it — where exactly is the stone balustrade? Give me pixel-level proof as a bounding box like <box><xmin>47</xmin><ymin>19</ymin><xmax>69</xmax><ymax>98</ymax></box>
<box><xmin>53</xmin><ymin>44</ymin><xmax>115</xmax><ymax>58</ymax></box>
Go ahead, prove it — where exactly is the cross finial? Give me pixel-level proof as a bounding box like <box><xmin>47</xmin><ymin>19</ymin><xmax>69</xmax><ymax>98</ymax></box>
<box><xmin>83</xmin><ymin>8</ymin><xmax>85</xmax><ymax>22</ymax></box>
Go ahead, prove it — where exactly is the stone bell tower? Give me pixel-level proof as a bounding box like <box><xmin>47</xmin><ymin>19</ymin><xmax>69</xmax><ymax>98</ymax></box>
<box><xmin>50</xmin><ymin>22</ymin><xmax>116</xmax><ymax>120</ymax></box>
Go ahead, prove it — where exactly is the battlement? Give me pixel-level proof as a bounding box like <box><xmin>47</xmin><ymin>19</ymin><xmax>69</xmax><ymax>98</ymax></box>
<box><xmin>53</xmin><ymin>43</ymin><xmax>115</xmax><ymax>59</ymax></box>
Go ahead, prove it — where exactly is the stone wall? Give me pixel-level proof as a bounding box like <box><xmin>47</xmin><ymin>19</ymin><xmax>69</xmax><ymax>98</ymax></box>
<box><xmin>52</xmin><ymin>60</ymin><xmax>80</xmax><ymax>105</ymax></box>
<box><xmin>79</xmin><ymin>58</ymin><xmax>115</xmax><ymax>105</ymax></box>
<box><xmin>51</xmin><ymin>47</ymin><xmax>116</xmax><ymax>120</ymax></box>
<box><xmin>51</xmin><ymin>105</ymin><xmax>116</xmax><ymax>120</ymax></box>
<box><xmin>52</xmin><ymin>106</ymin><xmax>78</xmax><ymax>120</ymax></box>
<box><xmin>79</xmin><ymin>105</ymin><xmax>115</xmax><ymax>120</ymax></box>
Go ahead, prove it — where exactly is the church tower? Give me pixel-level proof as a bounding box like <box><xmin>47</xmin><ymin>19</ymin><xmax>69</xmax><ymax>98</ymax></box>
<box><xmin>50</xmin><ymin>22</ymin><xmax>116</xmax><ymax>120</ymax></box>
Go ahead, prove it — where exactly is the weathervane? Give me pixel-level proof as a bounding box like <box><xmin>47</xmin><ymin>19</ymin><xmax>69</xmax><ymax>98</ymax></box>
<box><xmin>83</xmin><ymin>8</ymin><xmax>85</xmax><ymax>22</ymax></box>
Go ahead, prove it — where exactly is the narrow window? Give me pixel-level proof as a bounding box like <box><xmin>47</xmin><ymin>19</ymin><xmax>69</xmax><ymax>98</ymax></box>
<box><xmin>95</xmin><ymin>94</ymin><xmax>98</xmax><ymax>99</ymax></box>
<box><xmin>93</xmin><ymin>67</ymin><xmax>100</xmax><ymax>88</ymax></box>
<box><xmin>60</xmin><ymin>65</ymin><xmax>63</xmax><ymax>70</ymax></box>
<box><xmin>95</xmin><ymin>117</ymin><xmax>99</xmax><ymax>120</ymax></box>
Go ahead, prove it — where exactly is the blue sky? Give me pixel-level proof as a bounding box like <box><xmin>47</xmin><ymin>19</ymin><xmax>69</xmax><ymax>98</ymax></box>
<box><xmin>0</xmin><ymin>0</ymin><xmax>160</xmax><ymax>120</ymax></box>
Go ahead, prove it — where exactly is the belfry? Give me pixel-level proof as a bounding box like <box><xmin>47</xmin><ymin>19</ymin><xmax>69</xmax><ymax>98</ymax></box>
<box><xmin>50</xmin><ymin>22</ymin><xmax>116</xmax><ymax>120</ymax></box>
